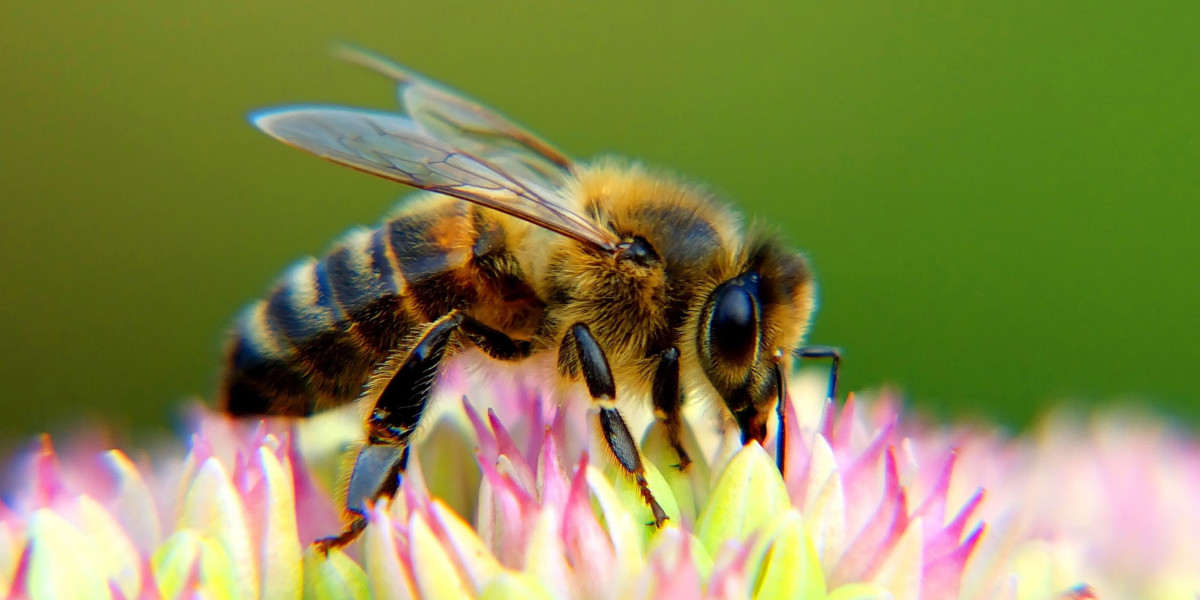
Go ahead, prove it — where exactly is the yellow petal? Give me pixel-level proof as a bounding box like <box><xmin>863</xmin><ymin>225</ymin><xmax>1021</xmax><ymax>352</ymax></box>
<box><xmin>641</xmin><ymin>418</ymin><xmax>711</xmax><ymax>524</ymax></box>
<box><xmin>827</xmin><ymin>582</ymin><xmax>893</xmax><ymax>600</ymax></box>
<box><xmin>477</xmin><ymin>571</ymin><xmax>554</xmax><ymax>600</ymax></box>
<box><xmin>601</xmin><ymin>455</ymin><xmax>680</xmax><ymax>548</ymax></box>
<box><xmin>73</xmin><ymin>496</ymin><xmax>142</xmax><ymax>599</ymax></box>
<box><xmin>152</xmin><ymin>529</ymin><xmax>239</xmax><ymax>600</ymax></box>
<box><xmin>421</xmin><ymin>416</ymin><xmax>482</xmax><ymax>521</ymax></box>
<box><xmin>259</xmin><ymin>446</ymin><xmax>302</xmax><ymax>600</ymax></box>
<box><xmin>26</xmin><ymin>509</ymin><xmax>110</xmax><ymax>600</ymax></box>
<box><xmin>697</xmin><ymin>443</ymin><xmax>790</xmax><ymax>556</ymax></box>
<box><xmin>430</xmin><ymin>500</ymin><xmax>502</xmax><ymax>591</ymax></box>
<box><xmin>409</xmin><ymin>511</ymin><xmax>471</xmax><ymax>599</ymax></box>
<box><xmin>586</xmin><ymin>465</ymin><xmax>649</xmax><ymax>579</ymax></box>
<box><xmin>1009</xmin><ymin>539</ymin><xmax>1083</xmax><ymax>600</ymax></box>
<box><xmin>178</xmin><ymin>457</ymin><xmax>258</xmax><ymax>600</ymax></box>
<box><xmin>303</xmin><ymin>546</ymin><xmax>371</xmax><ymax>600</ymax></box>
<box><xmin>753</xmin><ymin>510</ymin><xmax>825</xmax><ymax>600</ymax></box>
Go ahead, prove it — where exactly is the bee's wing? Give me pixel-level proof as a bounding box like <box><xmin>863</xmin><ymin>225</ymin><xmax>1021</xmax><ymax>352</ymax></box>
<box><xmin>253</xmin><ymin>107</ymin><xmax>618</xmax><ymax>251</ymax></box>
<box><xmin>337</xmin><ymin>46</ymin><xmax>571</xmax><ymax>193</ymax></box>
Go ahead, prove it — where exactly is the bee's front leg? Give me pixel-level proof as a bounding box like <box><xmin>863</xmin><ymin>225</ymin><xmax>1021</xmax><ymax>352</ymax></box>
<box><xmin>560</xmin><ymin>323</ymin><xmax>668</xmax><ymax>527</ymax></box>
<box><xmin>779</xmin><ymin>345</ymin><xmax>842</xmax><ymax>472</ymax></box>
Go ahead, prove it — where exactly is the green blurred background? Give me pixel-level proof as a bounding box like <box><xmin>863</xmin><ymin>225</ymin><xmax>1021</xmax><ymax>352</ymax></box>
<box><xmin>1</xmin><ymin>0</ymin><xmax>1197</xmax><ymax>446</ymax></box>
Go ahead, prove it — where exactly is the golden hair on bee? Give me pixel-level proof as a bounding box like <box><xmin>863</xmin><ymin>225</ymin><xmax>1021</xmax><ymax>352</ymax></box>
<box><xmin>225</xmin><ymin>47</ymin><xmax>838</xmax><ymax>551</ymax></box>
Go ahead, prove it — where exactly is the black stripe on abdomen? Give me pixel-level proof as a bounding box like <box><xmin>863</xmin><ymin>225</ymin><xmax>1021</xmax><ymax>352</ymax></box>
<box><xmin>387</xmin><ymin>204</ymin><xmax>477</xmax><ymax>320</ymax></box>
<box><xmin>222</xmin><ymin>302</ymin><xmax>317</xmax><ymax>416</ymax></box>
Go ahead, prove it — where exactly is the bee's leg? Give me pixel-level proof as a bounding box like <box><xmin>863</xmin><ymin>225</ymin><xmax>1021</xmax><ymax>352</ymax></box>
<box><xmin>315</xmin><ymin>311</ymin><xmax>533</xmax><ymax>552</ymax></box>
<box><xmin>795</xmin><ymin>345</ymin><xmax>842</xmax><ymax>404</ymax></box>
<box><xmin>771</xmin><ymin>357</ymin><xmax>788</xmax><ymax>472</ymax></box>
<box><xmin>651</xmin><ymin>347</ymin><xmax>691</xmax><ymax>471</ymax></box>
<box><xmin>777</xmin><ymin>345</ymin><xmax>841</xmax><ymax>473</ymax></box>
<box><xmin>316</xmin><ymin>312</ymin><xmax>463</xmax><ymax>553</ymax></box>
<box><xmin>458</xmin><ymin>314</ymin><xmax>533</xmax><ymax>361</ymax></box>
<box><xmin>561</xmin><ymin>323</ymin><xmax>668</xmax><ymax>527</ymax></box>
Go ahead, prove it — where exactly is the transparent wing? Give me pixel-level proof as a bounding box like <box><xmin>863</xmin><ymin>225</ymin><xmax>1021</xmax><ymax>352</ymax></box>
<box><xmin>337</xmin><ymin>46</ymin><xmax>571</xmax><ymax>193</ymax></box>
<box><xmin>253</xmin><ymin>106</ymin><xmax>618</xmax><ymax>251</ymax></box>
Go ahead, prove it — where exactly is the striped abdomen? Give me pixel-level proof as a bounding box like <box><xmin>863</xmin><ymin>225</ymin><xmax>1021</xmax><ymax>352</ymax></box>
<box><xmin>220</xmin><ymin>196</ymin><xmax>543</xmax><ymax>417</ymax></box>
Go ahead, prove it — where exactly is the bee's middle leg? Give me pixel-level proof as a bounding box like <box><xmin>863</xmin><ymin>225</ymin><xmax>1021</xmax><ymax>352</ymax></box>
<box><xmin>651</xmin><ymin>347</ymin><xmax>691</xmax><ymax>471</ymax></box>
<box><xmin>317</xmin><ymin>311</ymin><xmax>531</xmax><ymax>552</ymax></box>
<box><xmin>560</xmin><ymin>323</ymin><xmax>668</xmax><ymax>527</ymax></box>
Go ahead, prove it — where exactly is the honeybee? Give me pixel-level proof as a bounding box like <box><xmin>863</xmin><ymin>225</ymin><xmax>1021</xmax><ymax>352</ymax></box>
<box><xmin>223</xmin><ymin>48</ymin><xmax>840</xmax><ymax>550</ymax></box>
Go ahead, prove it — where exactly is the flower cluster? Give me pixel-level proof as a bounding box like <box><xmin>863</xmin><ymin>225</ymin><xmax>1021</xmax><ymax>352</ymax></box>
<box><xmin>0</xmin><ymin>368</ymin><xmax>1191</xmax><ymax>598</ymax></box>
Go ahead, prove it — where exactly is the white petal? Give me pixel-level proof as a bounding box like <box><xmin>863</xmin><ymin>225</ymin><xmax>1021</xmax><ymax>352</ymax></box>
<box><xmin>259</xmin><ymin>446</ymin><xmax>302</xmax><ymax>600</ymax></box>
<box><xmin>872</xmin><ymin>517</ymin><xmax>924</xmax><ymax>600</ymax></box>
<box><xmin>103</xmin><ymin>450</ymin><xmax>161</xmax><ymax>554</ymax></box>
<box><xmin>522</xmin><ymin>511</ymin><xmax>571</xmax><ymax>600</ymax></box>
<box><xmin>802</xmin><ymin>437</ymin><xmax>847</xmax><ymax>577</ymax></box>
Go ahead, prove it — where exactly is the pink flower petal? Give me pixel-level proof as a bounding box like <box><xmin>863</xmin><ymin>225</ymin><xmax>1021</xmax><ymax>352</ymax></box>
<box><xmin>487</xmin><ymin>409</ymin><xmax>537</xmax><ymax>495</ymax></box>
<box><xmin>923</xmin><ymin>522</ymin><xmax>984</xmax><ymax>598</ymax></box>
<box><xmin>645</xmin><ymin>529</ymin><xmax>703</xmax><ymax>600</ymax></box>
<box><xmin>561</xmin><ymin>454</ymin><xmax>621</xmax><ymax>595</ymax></box>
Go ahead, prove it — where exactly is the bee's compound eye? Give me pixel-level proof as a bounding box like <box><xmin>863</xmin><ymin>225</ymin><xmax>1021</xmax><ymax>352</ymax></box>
<box><xmin>707</xmin><ymin>275</ymin><xmax>761</xmax><ymax>366</ymax></box>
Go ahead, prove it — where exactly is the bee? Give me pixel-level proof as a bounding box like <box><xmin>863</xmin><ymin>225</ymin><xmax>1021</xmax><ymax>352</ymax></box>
<box><xmin>223</xmin><ymin>48</ymin><xmax>840</xmax><ymax>550</ymax></box>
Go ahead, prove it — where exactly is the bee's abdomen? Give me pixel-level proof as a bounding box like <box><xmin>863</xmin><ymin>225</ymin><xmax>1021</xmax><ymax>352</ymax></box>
<box><xmin>220</xmin><ymin>198</ymin><xmax>536</xmax><ymax>418</ymax></box>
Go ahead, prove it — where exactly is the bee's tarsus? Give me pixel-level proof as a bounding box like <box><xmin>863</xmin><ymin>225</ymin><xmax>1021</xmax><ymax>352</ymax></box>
<box><xmin>313</xmin><ymin>511</ymin><xmax>368</xmax><ymax>555</ymax></box>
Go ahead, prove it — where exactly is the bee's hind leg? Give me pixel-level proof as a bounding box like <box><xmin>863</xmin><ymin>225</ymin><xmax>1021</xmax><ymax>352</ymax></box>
<box><xmin>560</xmin><ymin>323</ymin><xmax>668</xmax><ymax>527</ymax></box>
<box><xmin>316</xmin><ymin>310</ymin><xmax>534</xmax><ymax>552</ymax></box>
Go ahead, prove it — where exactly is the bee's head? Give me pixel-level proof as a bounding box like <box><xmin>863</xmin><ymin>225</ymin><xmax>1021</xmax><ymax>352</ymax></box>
<box><xmin>696</xmin><ymin>240</ymin><xmax>815</xmax><ymax>444</ymax></box>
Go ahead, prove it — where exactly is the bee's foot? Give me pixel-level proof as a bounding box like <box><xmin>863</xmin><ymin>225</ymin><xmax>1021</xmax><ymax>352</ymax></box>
<box><xmin>311</xmin><ymin>516</ymin><xmax>368</xmax><ymax>555</ymax></box>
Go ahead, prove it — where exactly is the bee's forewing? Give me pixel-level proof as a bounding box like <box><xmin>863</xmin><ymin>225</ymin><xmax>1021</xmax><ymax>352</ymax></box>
<box><xmin>337</xmin><ymin>47</ymin><xmax>571</xmax><ymax>192</ymax></box>
<box><xmin>252</xmin><ymin>107</ymin><xmax>617</xmax><ymax>250</ymax></box>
